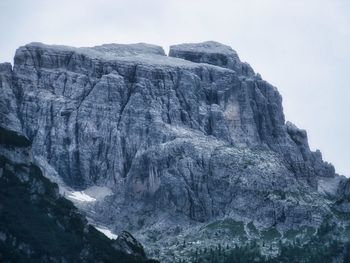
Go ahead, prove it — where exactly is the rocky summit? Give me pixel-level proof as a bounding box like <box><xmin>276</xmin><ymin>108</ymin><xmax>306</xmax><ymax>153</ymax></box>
<box><xmin>1</xmin><ymin>41</ymin><xmax>350</xmax><ymax>262</ymax></box>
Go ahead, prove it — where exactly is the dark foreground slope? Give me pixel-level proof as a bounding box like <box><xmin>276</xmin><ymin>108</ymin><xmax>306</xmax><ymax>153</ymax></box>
<box><xmin>0</xmin><ymin>126</ymin><xmax>156</xmax><ymax>263</ymax></box>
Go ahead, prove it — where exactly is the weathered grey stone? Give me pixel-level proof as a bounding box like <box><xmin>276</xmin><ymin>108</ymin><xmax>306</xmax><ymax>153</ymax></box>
<box><xmin>169</xmin><ymin>41</ymin><xmax>255</xmax><ymax>76</ymax></box>
<box><xmin>114</xmin><ymin>231</ymin><xmax>147</xmax><ymax>258</ymax></box>
<box><xmin>0</xmin><ymin>63</ymin><xmax>22</xmax><ymax>132</ymax></box>
<box><xmin>0</xmin><ymin>125</ymin><xmax>155</xmax><ymax>262</ymax></box>
<box><xmin>1</xmin><ymin>41</ymin><xmax>343</xmax><ymax>261</ymax></box>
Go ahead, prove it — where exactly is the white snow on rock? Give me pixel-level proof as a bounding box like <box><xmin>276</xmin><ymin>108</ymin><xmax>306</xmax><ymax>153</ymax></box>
<box><xmin>68</xmin><ymin>191</ymin><xmax>96</xmax><ymax>202</ymax></box>
<box><xmin>95</xmin><ymin>226</ymin><xmax>118</xmax><ymax>240</ymax></box>
<box><xmin>34</xmin><ymin>155</ymin><xmax>113</xmax><ymax>203</ymax></box>
<box><xmin>83</xmin><ymin>186</ymin><xmax>113</xmax><ymax>200</ymax></box>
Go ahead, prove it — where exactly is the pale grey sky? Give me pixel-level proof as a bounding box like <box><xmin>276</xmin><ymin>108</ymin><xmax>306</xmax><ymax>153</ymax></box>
<box><xmin>1</xmin><ymin>0</ymin><xmax>349</xmax><ymax>176</ymax></box>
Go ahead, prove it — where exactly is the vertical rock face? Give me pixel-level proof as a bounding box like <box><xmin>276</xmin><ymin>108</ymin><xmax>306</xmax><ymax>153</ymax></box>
<box><xmin>0</xmin><ymin>125</ymin><xmax>155</xmax><ymax>263</ymax></box>
<box><xmin>0</xmin><ymin>63</ymin><xmax>21</xmax><ymax>132</ymax></box>
<box><xmin>1</xmin><ymin>41</ymin><xmax>343</xmax><ymax>260</ymax></box>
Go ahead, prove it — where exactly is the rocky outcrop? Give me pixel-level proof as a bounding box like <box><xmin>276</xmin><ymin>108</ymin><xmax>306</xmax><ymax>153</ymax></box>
<box><xmin>0</xmin><ymin>41</ymin><xmax>344</xmax><ymax>261</ymax></box>
<box><xmin>169</xmin><ymin>41</ymin><xmax>255</xmax><ymax>77</ymax></box>
<box><xmin>0</xmin><ymin>63</ymin><xmax>21</xmax><ymax>132</ymax></box>
<box><xmin>114</xmin><ymin>231</ymin><xmax>147</xmax><ymax>258</ymax></box>
<box><xmin>0</xmin><ymin>125</ymin><xmax>156</xmax><ymax>262</ymax></box>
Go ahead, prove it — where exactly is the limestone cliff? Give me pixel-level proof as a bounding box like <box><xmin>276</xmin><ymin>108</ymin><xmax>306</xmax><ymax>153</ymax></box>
<box><xmin>0</xmin><ymin>41</ymin><xmax>347</xmax><ymax>261</ymax></box>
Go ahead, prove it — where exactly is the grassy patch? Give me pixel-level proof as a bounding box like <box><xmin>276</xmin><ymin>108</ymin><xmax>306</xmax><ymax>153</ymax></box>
<box><xmin>301</xmin><ymin>226</ymin><xmax>316</xmax><ymax>237</ymax></box>
<box><xmin>246</xmin><ymin>222</ymin><xmax>259</xmax><ymax>235</ymax></box>
<box><xmin>261</xmin><ymin>228</ymin><xmax>281</xmax><ymax>241</ymax></box>
<box><xmin>205</xmin><ymin>219</ymin><xmax>245</xmax><ymax>237</ymax></box>
<box><xmin>283</xmin><ymin>226</ymin><xmax>315</xmax><ymax>240</ymax></box>
<box><xmin>272</xmin><ymin>190</ymin><xmax>286</xmax><ymax>200</ymax></box>
<box><xmin>284</xmin><ymin>229</ymin><xmax>299</xmax><ymax>239</ymax></box>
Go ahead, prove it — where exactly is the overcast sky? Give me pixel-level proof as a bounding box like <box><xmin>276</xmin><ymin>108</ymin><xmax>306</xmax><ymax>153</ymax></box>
<box><xmin>1</xmin><ymin>0</ymin><xmax>349</xmax><ymax>176</ymax></box>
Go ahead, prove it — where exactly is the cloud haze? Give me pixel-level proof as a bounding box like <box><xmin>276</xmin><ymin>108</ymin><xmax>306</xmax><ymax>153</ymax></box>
<box><xmin>1</xmin><ymin>0</ymin><xmax>349</xmax><ymax>176</ymax></box>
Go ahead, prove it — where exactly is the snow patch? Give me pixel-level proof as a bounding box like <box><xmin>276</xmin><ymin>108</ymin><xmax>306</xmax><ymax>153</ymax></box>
<box><xmin>68</xmin><ymin>191</ymin><xmax>96</xmax><ymax>202</ymax></box>
<box><xmin>34</xmin><ymin>155</ymin><xmax>113</xmax><ymax>204</ymax></box>
<box><xmin>83</xmin><ymin>186</ymin><xmax>113</xmax><ymax>200</ymax></box>
<box><xmin>95</xmin><ymin>226</ymin><xmax>118</xmax><ymax>240</ymax></box>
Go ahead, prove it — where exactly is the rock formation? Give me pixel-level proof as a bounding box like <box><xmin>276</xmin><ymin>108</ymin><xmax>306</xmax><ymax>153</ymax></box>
<box><xmin>1</xmin><ymin>41</ymin><xmax>348</xmax><ymax>261</ymax></box>
<box><xmin>0</xmin><ymin>125</ymin><xmax>155</xmax><ymax>262</ymax></box>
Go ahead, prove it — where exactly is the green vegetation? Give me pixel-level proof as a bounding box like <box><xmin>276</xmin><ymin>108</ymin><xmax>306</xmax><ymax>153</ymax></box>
<box><xmin>246</xmin><ymin>222</ymin><xmax>259</xmax><ymax>235</ymax></box>
<box><xmin>302</xmin><ymin>226</ymin><xmax>316</xmax><ymax>237</ymax></box>
<box><xmin>284</xmin><ymin>229</ymin><xmax>299</xmax><ymax>239</ymax></box>
<box><xmin>205</xmin><ymin>219</ymin><xmax>245</xmax><ymax>237</ymax></box>
<box><xmin>185</xmin><ymin>221</ymin><xmax>349</xmax><ymax>263</ymax></box>
<box><xmin>0</xmin><ymin>155</ymin><xmax>151</xmax><ymax>263</ymax></box>
<box><xmin>188</xmin><ymin>242</ymin><xmax>265</xmax><ymax>263</ymax></box>
<box><xmin>261</xmin><ymin>228</ymin><xmax>281</xmax><ymax>241</ymax></box>
<box><xmin>284</xmin><ymin>226</ymin><xmax>315</xmax><ymax>240</ymax></box>
<box><xmin>271</xmin><ymin>190</ymin><xmax>286</xmax><ymax>200</ymax></box>
<box><xmin>0</xmin><ymin>126</ymin><xmax>31</xmax><ymax>147</ymax></box>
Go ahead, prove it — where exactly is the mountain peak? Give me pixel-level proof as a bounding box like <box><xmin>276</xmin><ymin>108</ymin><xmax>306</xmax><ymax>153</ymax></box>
<box><xmin>2</xmin><ymin>40</ymin><xmax>347</xmax><ymax>262</ymax></box>
<box><xmin>169</xmin><ymin>41</ymin><xmax>255</xmax><ymax>76</ymax></box>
